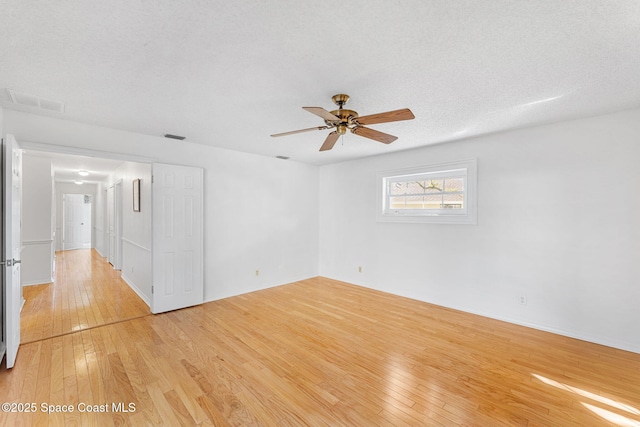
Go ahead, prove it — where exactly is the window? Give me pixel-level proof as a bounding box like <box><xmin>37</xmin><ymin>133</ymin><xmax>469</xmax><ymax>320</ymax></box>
<box><xmin>377</xmin><ymin>159</ymin><xmax>477</xmax><ymax>224</ymax></box>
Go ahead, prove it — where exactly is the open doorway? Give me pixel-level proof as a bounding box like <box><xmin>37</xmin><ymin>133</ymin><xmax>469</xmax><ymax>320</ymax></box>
<box><xmin>19</xmin><ymin>148</ymin><xmax>152</xmax><ymax>343</ymax></box>
<box><xmin>8</xmin><ymin>140</ymin><xmax>204</xmax><ymax>359</ymax></box>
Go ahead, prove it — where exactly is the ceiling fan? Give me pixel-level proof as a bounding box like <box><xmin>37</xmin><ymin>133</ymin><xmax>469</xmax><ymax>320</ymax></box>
<box><xmin>271</xmin><ymin>94</ymin><xmax>415</xmax><ymax>151</ymax></box>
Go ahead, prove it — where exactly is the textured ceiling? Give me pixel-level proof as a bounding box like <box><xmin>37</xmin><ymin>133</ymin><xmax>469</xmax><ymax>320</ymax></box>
<box><xmin>1</xmin><ymin>1</ymin><xmax>639</xmax><ymax>165</ymax></box>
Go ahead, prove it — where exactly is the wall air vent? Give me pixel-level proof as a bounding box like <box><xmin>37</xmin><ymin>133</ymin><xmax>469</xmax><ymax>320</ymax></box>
<box><xmin>7</xmin><ymin>89</ymin><xmax>65</xmax><ymax>113</ymax></box>
<box><xmin>164</xmin><ymin>134</ymin><xmax>186</xmax><ymax>140</ymax></box>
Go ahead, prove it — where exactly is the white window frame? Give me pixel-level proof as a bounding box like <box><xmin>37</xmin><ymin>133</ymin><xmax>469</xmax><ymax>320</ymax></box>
<box><xmin>376</xmin><ymin>159</ymin><xmax>477</xmax><ymax>224</ymax></box>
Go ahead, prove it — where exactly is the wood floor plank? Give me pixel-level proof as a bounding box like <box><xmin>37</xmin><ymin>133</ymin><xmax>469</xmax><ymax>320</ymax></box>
<box><xmin>4</xmin><ymin>275</ymin><xmax>640</xmax><ymax>425</ymax></box>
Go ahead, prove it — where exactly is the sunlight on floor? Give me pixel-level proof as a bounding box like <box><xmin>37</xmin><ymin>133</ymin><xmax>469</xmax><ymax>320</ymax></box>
<box><xmin>582</xmin><ymin>403</ymin><xmax>640</xmax><ymax>427</ymax></box>
<box><xmin>383</xmin><ymin>357</ymin><xmax>418</xmax><ymax>416</ymax></box>
<box><xmin>533</xmin><ymin>373</ymin><xmax>640</xmax><ymax>426</ymax></box>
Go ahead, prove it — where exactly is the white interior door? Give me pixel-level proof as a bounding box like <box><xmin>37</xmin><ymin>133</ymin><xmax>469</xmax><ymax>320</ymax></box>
<box><xmin>152</xmin><ymin>163</ymin><xmax>204</xmax><ymax>314</ymax></box>
<box><xmin>3</xmin><ymin>135</ymin><xmax>22</xmax><ymax>369</ymax></box>
<box><xmin>107</xmin><ymin>186</ymin><xmax>115</xmax><ymax>264</ymax></box>
<box><xmin>62</xmin><ymin>194</ymin><xmax>91</xmax><ymax>250</ymax></box>
<box><xmin>114</xmin><ymin>181</ymin><xmax>122</xmax><ymax>270</ymax></box>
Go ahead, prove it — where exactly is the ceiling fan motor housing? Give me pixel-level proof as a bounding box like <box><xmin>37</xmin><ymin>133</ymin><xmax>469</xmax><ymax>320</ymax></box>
<box><xmin>326</xmin><ymin>109</ymin><xmax>358</xmax><ymax>132</ymax></box>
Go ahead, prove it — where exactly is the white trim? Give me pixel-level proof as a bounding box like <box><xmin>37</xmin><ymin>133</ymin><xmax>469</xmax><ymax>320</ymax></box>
<box><xmin>17</xmin><ymin>140</ymin><xmax>154</xmax><ymax>164</ymax></box>
<box><xmin>121</xmin><ymin>237</ymin><xmax>151</xmax><ymax>252</ymax></box>
<box><xmin>454</xmin><ymin>305</ymin><xmax>640</xmax><ymax>355</ymax></box>
<box><xmin>324</xmin><ymin>276</ymin><xmax>640</xmax><ymax>355</ymax></box>
<box><xmin>121</xmin><ymin>273</ymin><xmax>151</xmax><ymax>308</ymax></box>
<box><xmin>22</xmin><ymin>239</ymin><xmax>54</xmax><ymax>245</ymax></box>
<box><xmin>203</xmin><ymin>274</ymin><xmax>318</xmax><ymax>304</ymax></box>
<box><xmin>22</xmin><ymin>278</ymin><xmax>53</xmax><ymax>286</ymax></box>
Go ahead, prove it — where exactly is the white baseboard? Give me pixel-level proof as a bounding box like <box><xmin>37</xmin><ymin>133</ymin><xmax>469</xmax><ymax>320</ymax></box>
<box><xmin>121</xmin><ymin>273</ymin><xmax>151</xmax><ymax>308</ymax></box>
<box><xmin>22</xmin><ymin>279</ymin><xmax>53</xmax><ymax>287</ymax></box>
<box><xmin>323</xmin><ymin>275</ymin><xmax>640</xmax><ymax>355</ymax></box>
<box><xmin>458</xmin><ymin>306</ymin><xmax>640</xmax><ymax>355</ymax></box>
<box><xmin>203</xmin><ymin>274</ymin><xmax>317</xmax><ymax>304</ymax></box>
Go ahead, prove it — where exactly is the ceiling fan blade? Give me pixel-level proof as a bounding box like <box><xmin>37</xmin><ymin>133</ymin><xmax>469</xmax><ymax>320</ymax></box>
<box><xmin>319</xmin><ymin>131</ymin><xmax>340</xmax><ymax>151</ymax></box>
<box><xmin>303</xmin><ymin>107</ymin><xmax>340</xmax><ymax>122</ymax></box>
<box><xmin>356</xmin><ymin>108</ymin><xmax>415</xmax><ymax>125</ymax></box>
<box><xmin>352</xmin><ymin>126</ymin><xmax>398</xmax><ymax>144</ymax></box>
<box><xmin>271</xmin><ymin>125</ymin><xmax>331</xmax><ymax>137</ymax></box>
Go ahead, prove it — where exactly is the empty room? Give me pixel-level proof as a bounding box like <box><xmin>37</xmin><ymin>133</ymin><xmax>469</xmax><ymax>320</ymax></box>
<box><xmin>1</xmin><ymin>1</ymin><xmax>639</xmax><ymax>426</ymax></box>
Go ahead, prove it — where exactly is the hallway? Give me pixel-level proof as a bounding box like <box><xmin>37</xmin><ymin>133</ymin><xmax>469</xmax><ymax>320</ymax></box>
<box><xmin>21</xmin><ymin>249</ymin><xmax>150</xmax><ymax>343</ymax></box>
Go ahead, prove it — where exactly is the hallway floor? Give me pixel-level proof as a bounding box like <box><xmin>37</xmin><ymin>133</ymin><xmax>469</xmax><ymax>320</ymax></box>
<box><xmin>21</xmin><ymin>249</ymin><xmax>150</xmax><ymax>343</ymax></box>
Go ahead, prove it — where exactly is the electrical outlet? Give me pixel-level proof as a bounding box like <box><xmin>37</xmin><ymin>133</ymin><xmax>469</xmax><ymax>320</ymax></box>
<box><xmin>519</xmin><ymin>295</ymin><xmax>527</xmax><ymax>305</ymax></box>
<box><xmin>358</xmin><ymin>266</ymin><xmax>362</xmax><ymax>273</ymax></box>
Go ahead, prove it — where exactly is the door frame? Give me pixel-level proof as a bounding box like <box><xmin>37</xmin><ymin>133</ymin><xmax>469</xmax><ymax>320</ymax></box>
<box><xmin>107</xmin><ymin>180</ymin><xmax>123</xmax><ymax>270</ymax></box>
<box><xmin>4</xmin><ymin>140</ymin><xmax>207</xmax><ymax>366</ymax></box>
<box><xmin>13</xmin><ymin>140</ymin><xmax>205</xmax><ymax>311</ymax></box>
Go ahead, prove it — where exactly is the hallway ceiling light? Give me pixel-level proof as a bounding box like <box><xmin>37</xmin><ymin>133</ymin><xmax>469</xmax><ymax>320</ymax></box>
<box><xmin>78</xmin><ymin>170</ymin><xmax>89</xmax><ymax>176</ymax></box>
<box><xmin>74</xmin><ymin>180</ymin><xmax>84</xmax><ymax>185</ymax></box>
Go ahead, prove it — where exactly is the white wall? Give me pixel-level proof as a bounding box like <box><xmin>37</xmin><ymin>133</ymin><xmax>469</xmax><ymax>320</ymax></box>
<box><xmin>319</xmin><ymin>108</ymin><xmax>640</xmax><ymax>354</ymax></box>
<box><xmin>4</xmin><ymin>110</ymin><xmax>320</xmax><ymax>302</ymax></box>
<box><xmin>21</xmin><ymin>153</ymin><xmax>54</xmax><ymax>285</ymax></box>
<box><xmin>54</xmin><ymin>182</ymin><xmax>98</xmax><ymax>251</ymax></box>
<box><xmin>0</xmin><ymin>107</ymin><xmax>3</xmax><ymax>360</ymax></box>
<box><xmin>101</xmin><ymin>162</ymin><xmax>153</xmax><ymax>305</ymax></box>
<box><xmin>5</xmin><ymin>107</ymin><xmax>640</xmax><ymax>354</ymax></box>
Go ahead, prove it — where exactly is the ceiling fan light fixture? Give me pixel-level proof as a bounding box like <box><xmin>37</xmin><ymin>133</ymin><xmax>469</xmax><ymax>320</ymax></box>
<box><xmin>270</xmin><ymin>94</ymin><xmax>414</xmax><ymax>151</ymax></box>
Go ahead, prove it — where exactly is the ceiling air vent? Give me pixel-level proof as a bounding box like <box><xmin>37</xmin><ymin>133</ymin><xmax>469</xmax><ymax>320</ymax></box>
<box><xmin>275</xmin><ymin>156</ymin><xmax>290</xmax><ymax>160</ymax></box>
<box><xmin>164</xmin><ymin>134</ymin><xmax>186</xmax><ymax>140</ymax></box>
<box><xmin>7</xmin><ymin>89</ymin><xmax>65</xmax><ymax>113</ymax></box>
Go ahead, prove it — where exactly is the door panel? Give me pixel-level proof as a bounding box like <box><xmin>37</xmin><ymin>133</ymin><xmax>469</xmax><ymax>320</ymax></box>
<box><xmin>63</xmin><ymin>194</ymin><xmax>91</xmax><ymax>250</ymax></box>
<box><xmin>152</xmin><ymin>163</ymin><xmax>203</xmax><ymax>313</ymax></box>
<box><xmin>3</xmin><ymin>135</ymin><xmax>22</xmax><ymax>369</ymax></box>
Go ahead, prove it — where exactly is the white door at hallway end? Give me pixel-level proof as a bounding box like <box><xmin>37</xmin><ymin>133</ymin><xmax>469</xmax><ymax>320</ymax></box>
<box><xmin>62</xmin><ymin>194</ymin><xmax>92</xmax><ymax>250</ymax></box>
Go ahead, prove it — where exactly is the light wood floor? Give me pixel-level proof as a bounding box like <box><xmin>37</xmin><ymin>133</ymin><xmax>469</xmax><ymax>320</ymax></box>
<box><xmin>21</xmin><ymin>249</ymin><xmax>150</xmax><ymax>343</ymax></box>
<box><xmin>2</xmin><ymin>276</ymin><xmax>640</xmax><ymax>426</ymax></box>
